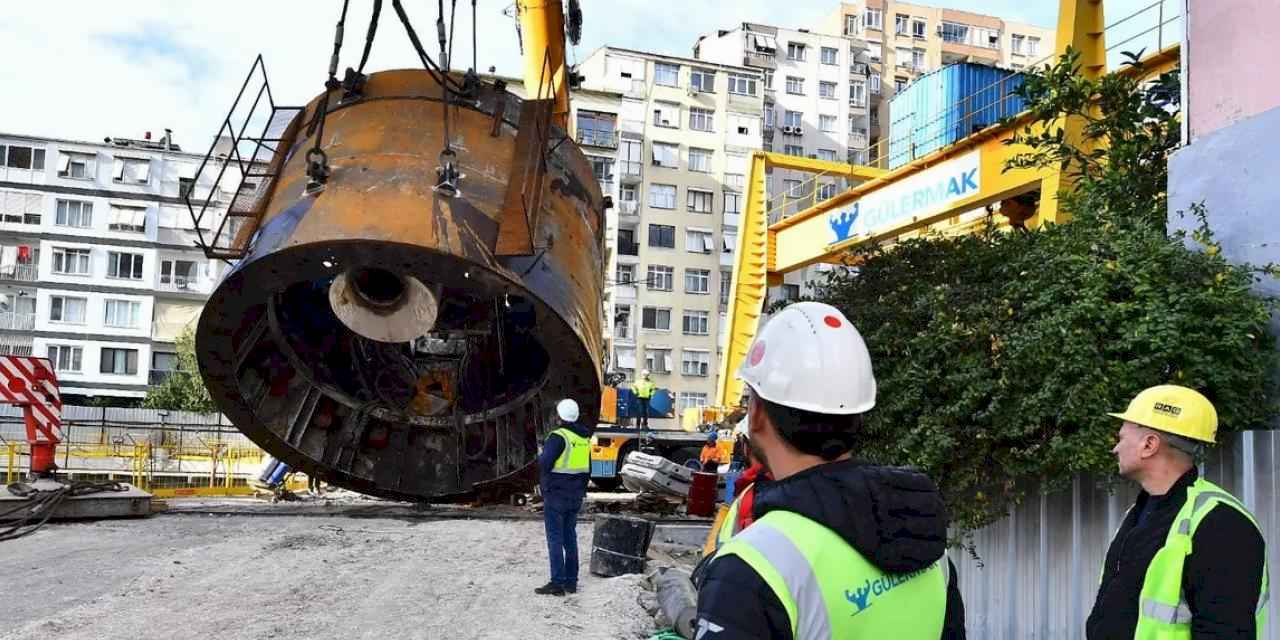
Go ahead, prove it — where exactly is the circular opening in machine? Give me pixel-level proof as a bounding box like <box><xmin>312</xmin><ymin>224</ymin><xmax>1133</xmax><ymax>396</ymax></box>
<box><xmin>349</xmin><ymin>268</ymin><xmax>407</xmax><ymax>310</ymax></box>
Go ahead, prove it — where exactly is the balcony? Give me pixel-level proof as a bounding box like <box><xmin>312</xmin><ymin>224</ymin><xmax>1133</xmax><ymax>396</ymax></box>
<box><xmin>743</xmin><ymin>51</ymin><xmax>777</xmax><ymax>69</ymax></box>
<box><xmin>618</xmin><ymin>201</ymin><xmax>639</xmax><ymax>217</ymax></box>
<box><xmin>614</xmin><ymin>283</ymin><xmax>638</xmax><ymax>301</ymax></box>
<box><xmin>577</xmin><ymin>129</ymin><xmax>620</xmax><ymax>149</ymax></box>
<box><xmin>149</xmin><ymin>369</ymin><xmax>177</xmax><ymax>385</ymax></box>
<box><xmin>0</xmin><ymin>312</ymin><xmax>35</xmax><ymax>331</ymax></box>
<box><xmin>157</xmin><ymin>276</ymin><xmax>204</xmax><ymax>294</ymax></box>
<box><xmin>850</xmin><ymin>63</ymin><xmax>869</xmax><ymax>76</ymax></box>
<box><xmin>613</xmin><ymin>322</ymin><xmax>634</xmax><ymax>341</ymax></box>
<box><xmin>723</xmin><ymin>212</ymin><xmax>741</xmax><ymax>228</ymax></box>
<box><xmin>850</xmin><ymin>131</ymin><xmax>869</xmax><ymax>148</ymax></box>
<box><xmin>850</xmin><ymin>97</ymin><xmax>868</xmax><ymax>109</ymax></box>
<box><xmin>618</xmin><ymin>241</ymin><xmax>640</xmax><ymax>257</ymax></box>
<box><xmin>719</xmin><ymin>250</ymin><xmax>735</xmax><ymax>268</ymax></box>
<box><xmin>619</xmin><ymin>161</ymin><xmax>643</xmax><ymax>184</ymax></box>
<box><xmin>0</xmin><ymin>264</ymin><xmax>38</xmax><ymax>282</ymax></box>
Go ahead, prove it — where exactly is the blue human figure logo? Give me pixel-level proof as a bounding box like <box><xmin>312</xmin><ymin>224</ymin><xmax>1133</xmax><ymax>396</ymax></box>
<box><xmin>828</xmin><ymin>203</ymin><xmax>860</xmax><ymax>242</ymax></box>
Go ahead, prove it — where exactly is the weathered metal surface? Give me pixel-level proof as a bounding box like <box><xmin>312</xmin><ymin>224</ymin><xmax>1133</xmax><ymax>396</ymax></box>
<box><xmin>197</xmin><ymin>69</ymin><xmax>606</xmax><ymax>502</ymax></box>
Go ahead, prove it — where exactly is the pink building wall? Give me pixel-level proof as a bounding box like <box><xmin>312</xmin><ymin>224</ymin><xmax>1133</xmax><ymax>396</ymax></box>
<box><xmin>1187</xmin><ymin>0</ymin><xmax>1280</xmax><ymax>140</ymax></box>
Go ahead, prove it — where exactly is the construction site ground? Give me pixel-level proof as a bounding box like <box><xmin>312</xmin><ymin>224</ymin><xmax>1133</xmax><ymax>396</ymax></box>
<box><xmin>0</xmin><ymin>493</ymin><xmax>694</xmax><ymax>640</ymax></box>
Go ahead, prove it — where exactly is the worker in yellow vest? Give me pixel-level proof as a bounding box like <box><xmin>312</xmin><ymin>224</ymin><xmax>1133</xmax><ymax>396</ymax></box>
<box><xmin>694</xmin><ymin>302</ymin><xmax>965</xmax><ymax>639</ymax></box>
<box><xmin>632</xmin><ymin>369</ymin><xmax>656</xmax><ymax>428</ymax></box>
<box><xmin>1086</xmin><ymin>385</ymin><xmax>1268</xmax><ymax>638</ymax></box>
<box><xmin>535</xmin><ymin>398</ymin><xmax>591</xmax><ymax>597</ymax></box>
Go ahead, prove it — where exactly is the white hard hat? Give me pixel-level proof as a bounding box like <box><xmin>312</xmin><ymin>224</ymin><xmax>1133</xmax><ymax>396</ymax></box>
<box><xmin>737</xmin><ymin>301</ymin><xmax>875</xmax><ymax>415</ymax></box>
<box><xmin>641</xmin><ymin>369</ymin><xmax>650</xmax><ymax>377</ymax></box>
<box><xmin>556</xmin><ymin>398</ymin><xmax>580</xmax><ymax>422</ymax></box>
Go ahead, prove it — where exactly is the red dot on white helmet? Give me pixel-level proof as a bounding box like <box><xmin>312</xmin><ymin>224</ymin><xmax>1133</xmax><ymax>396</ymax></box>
<box><xmin>749</xmin><ymin>341</ymin><xmax>766</xmax><ymax>367</ymax></box>
<box><xmin>823</xmin><ymin>315</ymin><xmax>842</xmax><ymax>328</ymax></box>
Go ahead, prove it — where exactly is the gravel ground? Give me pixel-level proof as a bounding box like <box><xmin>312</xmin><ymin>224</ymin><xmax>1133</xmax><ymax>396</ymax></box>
<box><xmin>0</xmin><ymin>513</ymin><xmax>655</xmax><ymax>640</ymax></box>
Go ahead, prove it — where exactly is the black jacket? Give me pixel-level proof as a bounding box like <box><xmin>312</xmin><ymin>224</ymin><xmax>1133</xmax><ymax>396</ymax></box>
<box><xmin>695</xmin><ymin>460</ymin><xmax>967</xmax><ymax>639</ymax></box>
<box><xmin>537</xmin><ymin>421</ymin><xmax>592</xmax><ymax>510</ymax></box>
<box><xmin>1087</xmin><ymin>468</ymin><xmax>1265</xmax><ymax>640</ymax></box>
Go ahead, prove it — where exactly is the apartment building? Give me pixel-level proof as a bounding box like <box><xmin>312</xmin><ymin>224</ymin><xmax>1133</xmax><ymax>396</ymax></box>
<box><xmin>821</xmin><ymin>1</ymin><xmax>1054</xmax><ymax>151</ymax></box>
<box><xmin>577</xmin><ymin>47</ymin><xmax>765</xmax><ymax>424</ymax></box>
<box><xmin>0</xmin><ymin>132</ymin><xmax>233</xmax><ymax>401</ymax></box>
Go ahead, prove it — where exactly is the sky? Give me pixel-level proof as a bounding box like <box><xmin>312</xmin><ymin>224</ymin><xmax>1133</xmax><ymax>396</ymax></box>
<box><xmin>0</xmin><ymin>1</ymin><xmax>1160</xmax><ymax>153</ymax></box>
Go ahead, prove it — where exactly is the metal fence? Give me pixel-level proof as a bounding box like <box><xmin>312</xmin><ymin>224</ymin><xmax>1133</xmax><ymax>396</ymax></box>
<box><xmin>958</xmin><ymin>429</ymin><xmax>1279</xmax><ymax>639</ymax></box>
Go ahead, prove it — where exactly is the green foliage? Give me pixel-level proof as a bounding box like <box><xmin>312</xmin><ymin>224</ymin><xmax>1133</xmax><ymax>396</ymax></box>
<box><xmin>142</xmin><ymin>327</ymin><xmax>216</xmax><ymax>414</ymax></box>
<box><xmin>804</xmin><ymin>50</ymin><xmax>1277</xmax><ymax>533</ymax></box>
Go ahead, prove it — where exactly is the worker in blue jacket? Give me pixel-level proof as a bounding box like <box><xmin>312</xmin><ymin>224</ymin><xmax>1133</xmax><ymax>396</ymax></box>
<box><xmin>535</xmin><ymin>398</ymin><xmax>593</xmax><ymax>596</ymax></box>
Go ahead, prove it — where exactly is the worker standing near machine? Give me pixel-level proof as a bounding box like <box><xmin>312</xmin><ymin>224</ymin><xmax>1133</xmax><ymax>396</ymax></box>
<box><xmin>1086</xmin><ymin>385</ymin><xmax>1268</xmax><ymax>639</ymax></box>
<box><xmin>694</xmin><ymin>302</ymin><xmax>965</xmax><ymax>639</ymax></box>
<box><xmin>633</xmin><ymin>370</ymin><xmax>656</xmax><ymax>428</ymax></box>
<box><xmin>536</xmin><ymin>399</ymin><xmax>592</xmax><ymax>597</ymax></box>
<box><xmin>699</xmin><ymin>433</ymin><xmax>723</xmax><ymax>472</ymax></box>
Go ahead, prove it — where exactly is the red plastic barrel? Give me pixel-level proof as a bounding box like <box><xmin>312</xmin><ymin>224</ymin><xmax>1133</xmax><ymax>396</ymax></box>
<box><xmin>687</xmin><ymin>472</ymin><xmax>718</xmax><ymax>517</ymax></box>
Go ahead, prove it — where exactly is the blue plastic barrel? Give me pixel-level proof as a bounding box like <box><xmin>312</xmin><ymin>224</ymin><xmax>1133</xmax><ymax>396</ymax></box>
<box><xmin>648</xmin><ymin>389</ymin><xmax>673</xmax><ymax>416</ymax></box>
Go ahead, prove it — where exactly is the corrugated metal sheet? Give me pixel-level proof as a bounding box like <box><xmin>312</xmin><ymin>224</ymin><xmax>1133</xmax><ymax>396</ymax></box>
<box><xmin>888</xmin><ymin>63</ymin><xmax>1027</xmax><ymax>169</ymax></box>
<box><xmin>959</xmin><ymin>430</ymin><xmax>1280</xmax><ymax>638</ymax></box>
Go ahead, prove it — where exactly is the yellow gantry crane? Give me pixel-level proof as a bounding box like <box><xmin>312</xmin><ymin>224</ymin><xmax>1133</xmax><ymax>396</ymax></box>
<box><xmin>715</xmin><ymin>0</ymin><xmax>1182</xmax><ymax>410</ymax></box>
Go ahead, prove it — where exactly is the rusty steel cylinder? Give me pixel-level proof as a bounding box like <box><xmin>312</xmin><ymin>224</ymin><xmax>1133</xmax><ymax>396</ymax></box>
<box><xmin>196</xmin><ymin>70</ymin><xmax>606</xmax><ymax>501</ymax></box>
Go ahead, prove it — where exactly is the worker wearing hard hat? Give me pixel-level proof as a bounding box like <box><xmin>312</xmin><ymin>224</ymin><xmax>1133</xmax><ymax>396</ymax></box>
<box><xmin>700</xmin><ymin>432</ymin><xmax>723</xmax><ymax>472</ymax></box>
<box><xmin>535</xmin><ymin>398</ymin><xmax>592</xmax><ymax>597</ymax></box>
<box><xmin>632</xmin><ymin>370</ymin><xmax>656</xmax><ymax>428</ymax></box>
<box><xmin>1086</xmin><ymin>386</ymin><xmax>1268</xmax><ymax>639</ymax></box>
<box><xmin>694</xmin><ymin>302</ymin><xmax>965</xmax><ymax>639</ymax></box>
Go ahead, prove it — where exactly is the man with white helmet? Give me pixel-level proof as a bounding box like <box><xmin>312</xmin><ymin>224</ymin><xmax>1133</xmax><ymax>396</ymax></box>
<box><xmin>694</xmin><ymin>302</ymin><xmax>965</xmax><ymax>639</ymax></box>
<box><xmin>535</xmin><ymin>398</ymin><xmax>592</xmax><ymax>596</ymax></box>
<box><xmin>633</xmin><ymin>369</ymin><xmax>656</xmax><ymax>428</ymax></box>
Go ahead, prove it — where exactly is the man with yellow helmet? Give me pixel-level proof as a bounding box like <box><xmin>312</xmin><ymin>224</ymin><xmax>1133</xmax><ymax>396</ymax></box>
<box><xmin>1087</xmin><ymin>385</ymin><xmax>1268</xmax><ymax>639</ymax></box>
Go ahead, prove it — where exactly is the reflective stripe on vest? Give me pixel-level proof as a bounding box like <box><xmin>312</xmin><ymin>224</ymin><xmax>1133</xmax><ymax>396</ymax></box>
<box><xmin>551</xmin><ymin>428</ymin><xmax>590</xmax><ymax>474</ymax></box>
<box><xmin>1131</xmin><ymin>478</ymin><xmax>1270</xmax><ymax>639</ymax></box>
<box><xmin>716</xmin><ymin>510</ymin><xmax>947</xmax><ymax>639</ymax></box>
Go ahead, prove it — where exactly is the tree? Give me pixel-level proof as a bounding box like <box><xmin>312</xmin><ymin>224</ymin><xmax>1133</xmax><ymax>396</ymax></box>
<box><xmin>803</xmin><ymin>51</ymin><xmax>1277</xmax><ymax>533</ymax></box>
<box><xmin>143</xmin><ymin>327</ymin><xmax>217</xmax><ymax>414</ymax></box>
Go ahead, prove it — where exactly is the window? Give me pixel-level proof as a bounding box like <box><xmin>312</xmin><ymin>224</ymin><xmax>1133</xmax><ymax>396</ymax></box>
<box><xmin>615</xmin><ymin>345</ymin><xmax>637</xmax><ymax>369</ymax></box>
<box><xmin>153</xmin><ymin>352</ymin><xmax>178</xmax><ymax>374</ymax></box>
<box><xmin>895</xmin><ymin>14</ymin><xmax>909</xmax><ymax>35</ymax></box>
<box><xmin>984</xmin><ymin>29</ymin><xmax>1001</xmax><ymax>49</ymax></box>
<box><xmin>764</xmin><ymin>109</ymin><xmax>776</xmax><ymax>129</ymax></box>
<box><xmin>691</xmin><ymin>69</ymin><xmax>716</xmax><ymax>93</ymax></box>
<box><xmin>763</xmin><ymin>70</ymin><xmax>774</xmax><ymax>90</ymax></box>
<box><xmin>1</xmin><ymin>145</ymin><xmax>45</xmax><ymax>170</ymax></box>
<box><xmin>649</xmin><ymin>184</ymin><xmax>676</xmax><ymax>209</ymax></box>
<box><xmin>653</xmin><ymin>101</ymin><xmax>680</xmax><ymax>127</ymax></box>
<box><xmin>896</xmin><ymin>47</ymin><xmax>913</xmax><ymax>67</ymax></box>
<box><xmin>641</xmin><ymin>308</ymin><xmax>672</xmax><ymax>332</ymax></box>
<box><xmin>912</xmin><ymin>20</ymin><xmax>927</xmax><ymax>39</ymax></box>
<box><xmin>685</xmin><ymin>230</ymin><xmax>713</xmax><ymax>254</ymax></box>
<box><xmin>870</xmin><ymin>73</ymin><xmax>881</xmax><ymax>93</ymax></box>
<box><xmin>645</xmin><ymin>347</ymin><xmax>673</xmax><ymax>373</ymax></box>
<box><xmin>57</xmin><ymin>152</ymin><xmax>94</xmax><ymax>179</ymax></box>
<box><xmin>867</xmin><ymin>41</ymin><xmax>882</xmax><ymax>62</ymax></box>
<box><xmin>845</xmin><ymin>15</ymin><xmax>860</xmax><ymax>36</ymax></box>
<box><xmin>724</xmin><ymin>173</ymin><xmax>745</xmax><ymax>192</ymax></box>
<box><xmin>178</xmin><ymin>177</ymin><xmax>196</xmax><ymax>199</ymax></box>
<box><xmin>719</xmin><ymin>271</ymin><xmax>733</xmax><ymax>304</ymax></box>
<box><xmin>681</xmin><ymin>349</ymin><xmax>710</xmax><ymax>375</ymax></box>
<box><xmin>49</xmin><ymin>296</ymin><xmax>87</xmax><ymax>324</ymax></box>
<box><xmin>685</xmin><ymin>268</ymin><xmax>711</xmax><ymax>294</ymax></box>
<box><xmin>112</xmin><ymin>157</ymin><xmax>151</xmax><ymax>184</ymax></box>
<box><xmin>688</xmin><ymin>148</ymin><xmax>713</xmax><ymax>173</ymax></box>
<box><xmin>941</xmin><ymin>22</ymin><xmax>969</xmax><ymax>44</ymax></box>
<box><xmin>864</xmin><ymin>8</ymin><xmax>883</xmax><ymax>30</ymax></box>
<box><xmin>682</xmin><ymin>311</ymin><xmax>710</xmax><ymax>337</ymax></box>
<box><xmin>895</xmin><ymin>77</ymin><xmax>909</xmax><ymax>93</ymax></box>
<box><xmin>851</xmin><ymin>81</ymin><xmax>867</xmax><ymax>106</ymax></box>
<box><xmin>819</xmin><ymin>81</ymin><xmax>837</xmax><ymax>99</ymax></box>
<box><xmin>786</xmin><ymin>43</ymin><xmax>806</xmax><ymax>61</ymax></box>
<box><xmin>652</xmin><ymin>142</ymin><xmax>680</xmax><ymax>168</ymax></box>
<box><xmin>871</xmin><ymin>107</ymin><xmax>879</xmax><ymax>126</ymax></box>
<box><xmin>52</xmin><ymin>247</ymin><xmax>91</xmax><ymax>275</ymax></box>
<box><xmin>1011</xmin><ymin>34</ymin><xmax>1025</xmax><ymax>55</ymax></box>
<box><xmin>818</xmin><ymin>182</ymin><xmax>839</xmax><ymax>199</ymax></box>
<box><xmin>619</xmin><ymin>229</ymin><xmax>638</xmax><ymax>255</ymax></box>
<box><xmin>820</xmin><ymin>47</ymin><xmax>838</xmax><ymax>65</ymax></box>
<box><xmin>109</xmin><ymin>205</ymin><xmax>146</xmax><ymax>232</ymax></box>
<box><xmin>727</xmin><ymin>73</ymin><xmax>758</xmax><ymax>96</ymax></box>
<box><xmin>53</xmin><ymin>200</ymin><xmax>92</xmax><ymax>228</ymax></box>
<box><xmin>161</xmin><ymin>259</ymin><xmax>199</xmax><ymax>288</ymax></box>
<box><xmin>47</xmin><ymin>345</ymin><xmax>82</xmax><ymax>373</ymax></box>
<box><xmin>620</xmin><ymin>184</ymin><xmax>638</xmax><ymax>204</ymax></box>
<box><xmin>723</xmin><ymin>233</ymin><xmax>737</xmax><ymax>254</ymax></box>
<box><xmin>728</xmin><ymin>114</ymin><xmax>756</xmax><ymax>136</ymax></box>
<box><xmin>784</xmin><ymin>179</ymin><xmax>803</xmax><ymax>197</ymax></box>
<box><xmin>616</xmin><ymin>263</ymin><xmax>635</xmax><ymax>285</ymax></box>
<box><xmin>647</xmin><ymin>265</ymin><xmax>674</xmax><ymax>291</ymax></box>
<box><xmin>1</xmin><ymin>190</ymin><xmax>43</xmax><ymax>224</ymax></box>
<box><xmin>107</xmin><ymin>251</ymin><xmax>144</xmax><ymax>280</ymax></box>
<box><xmin>783</xmin><ymin>145</ymin><xmax>804</xmax><ymax>157</ymax></box>
<box><xmin>577</xmin><ymin>111</ymin><xmax>618</xmax><ymax>149</ymax></box>
<box><xmin>818</xmin><ymin>115</ymin><xmax>838</xmax><ymax>133</ymax></box>
<box><xmin>589</xmin><ymin>156</ymin><xmax>615</xmax><ymax>183</ymax></box>
<box><xmin>104</xmin><ymin>299</ymin><xmax>142</xmax><ymax>328</ymax></box>
<box><xmin>687</xmin><ymin>189</ymin><xmax>713</xmax><ymax>214</ymax></box>
<box><xmin>689</xmin><ymin>108</ymin><xmax>715</xmax><ymax>132</ymax></box>
<box><xmin>679</xmin><ymin>392</ymin><xmax>709</xmax><ymax>413</ymax></box>
<box><xmin>655</xmin><ymin>62</ymin><xmax>680</xmax><ymax>87</ymax></box>
<box><xmin>785</xmin><ymin>76</ymin><xmax>804</xmax><ymax>95</ymax></box>
<box><xmin>723</xmin><ymin>192</ymin><xmax>741</xmax><ymax>214</ymax></box>
<box><xmin>784</xmin><ymin>111</ymin><xmax>802</xmax><ymax>128</ymax></box>
<box><xmin>100</xmin><ymin>347</ymin><xmax>139</xmax><ymax>375</ymax></box>
<box><xmin>648</xmin><ymin>224</ymin><xmax>676</xmax><ymax>249</ymax></box>
<box><xmin>912</xmin><ymin>49</ymin><xmax>927</xmax><ymax>70</ymax></box>
<box><xmin>782</xmin><ymin>284</ymin><xmax>801</xmax><ymax>301</ymax></box>
<box><xmin>1027</xmin><ymin>37</ymin><xmax>1041</xmax><ymax>56</ymax></box>
<box><xmin>817</xmin><ymin>149</ymin><xmax>838</xmax><ymax>162</ymax></box>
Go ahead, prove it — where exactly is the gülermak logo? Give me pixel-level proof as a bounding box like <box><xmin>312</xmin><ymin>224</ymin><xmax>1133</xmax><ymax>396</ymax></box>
<box><xmin>844</xmin><ymin>566</ymin><xmax>932</xmax><ymax>616</ymax></box>
<box><xmin>826</xmin><ymin>166</ymin><xmax>980</xmax><ymax>244</ymax></box>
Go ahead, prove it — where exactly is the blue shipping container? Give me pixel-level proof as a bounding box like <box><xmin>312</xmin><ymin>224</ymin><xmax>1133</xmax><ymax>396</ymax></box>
<box><xmin>887</xmin><ymin>63</ymin><xmax>1027</xmax><ymax>170</ymax></box>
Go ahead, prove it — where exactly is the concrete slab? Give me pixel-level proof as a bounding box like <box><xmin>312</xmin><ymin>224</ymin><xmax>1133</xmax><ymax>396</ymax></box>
<box><xmin>0</xmin><ymin>483</ymin><xmax>152</xmax><ymax>521</ymax></box>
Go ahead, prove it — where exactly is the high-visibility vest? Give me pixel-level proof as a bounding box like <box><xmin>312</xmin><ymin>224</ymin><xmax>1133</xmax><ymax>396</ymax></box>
<box><xmin>715</xmin><ymin>510</ymin><xmax>948</xmax><ymax>639</ymax></box>
<box><xmin>1129</xmin><ymin>477</ymin><xmax>1269</xmax><ymax>639</ymax></box>
<box><xmin>715</xmin><ymin>488</ymin><xmax>749</xmax><ymax>549</ymax></box>
<box><xmin>633</xmin><ymin>379</ymin><xmax>656</xmax><ymax>399</ymax></box>
<box><xmin>550</xmin><ymin>428</ymin><xmax>590</xmax><ymax>475</ymax></box>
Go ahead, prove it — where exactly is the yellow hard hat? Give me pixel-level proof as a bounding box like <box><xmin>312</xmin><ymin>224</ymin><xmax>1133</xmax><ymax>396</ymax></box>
<box><xmin>1107</xmin><ymin>385</ymin><xmax>1218</xmax><ymax>443</ymax></box>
